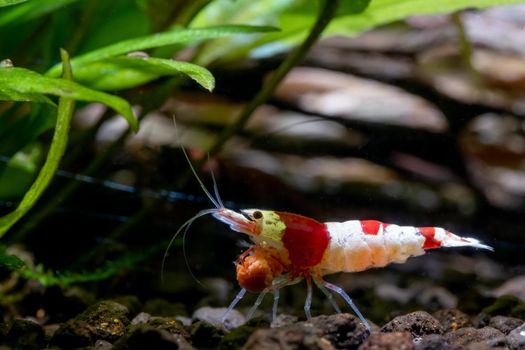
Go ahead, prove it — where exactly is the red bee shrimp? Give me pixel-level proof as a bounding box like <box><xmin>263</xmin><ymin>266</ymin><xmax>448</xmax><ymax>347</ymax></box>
<box><xmin>164</xmin><ymin>150</ymin><xmax>493</xmax><ymax>331</ymax></box>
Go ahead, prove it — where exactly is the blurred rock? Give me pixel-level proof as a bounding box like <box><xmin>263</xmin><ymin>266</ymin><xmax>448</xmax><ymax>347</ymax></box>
<box><xmin>463</xmin><ymin>5</ymin><xmax>525</xmax><ymax>57</ymax></box>
<box><xmin>489</xmin><ymin>315</ymin><xmax>524</xmax><ymax>335</ymax></box>
<box><xmin>113</xmin><ymin>323</ymin><xmax>194</xmax><ymax>350</ymax></box>
<box><xmin>110</xmin><ymin>296</ymin><xmax>142</xmax><ymax>318</ymax></box>
<box><xmin>147</xmin><ymin>317</ymin><xmax>189</xmax><ymax>339</ymax></box>
<box><xmin>95</xmin><ymin>339</ymin><xmax>114</xmax><ymax>350</ymax></box>
<box><xmin>358</xmin><ymin>331</ymin><xmax>414</xmax><ymax>350</ymax></box>
<box><xmin>275</xmin><ymin>67</ymin><xmax>447</xmax><ymax>132</ymax></box>
<box><xmin>131</xmin><ymin>312</ymin><xmax>151</xmax><ymax>325</ymax></box>
<box><xmin>241</xmin><ymin>324</ymin><xmax>336</xmax><ymax>350</ymax></box>
<box><xmin>220</xmin><ymin>318</ymin><xmax>270</xmax><ymax>350</ymax></box>
<box><xmin>483</xmin><ymin>295</ymin><xmax>525</xmax><ymax>320</ymax></box>
<box><xmin>414</xmin><ymin>284</ymin><xmax>457</xmax><ymax>310</ymax></box>
<box><xmin>444</xmin><ymin>327</ymin><xmax>507</xmax><ymax>348</ymax></box>
<box><xmin>375</xmin><ymin>282</ymin><xmax>457</xmax><ymax>310</ymax></box>
<box><xmin>310</xmin><ymin>313</ymin><xmax>370</xmax><ymax>349</ymax></box>
<box><xmin>2</xmin><ymin>319</ymin><xmax>45</xmax><ymax>350</ymax></box>
<box><xmin>307</xmin><ymin>47</ymin><xmax>415</xmax><ymax>81</ymax></box>
<box><xmin>190</xmin><ymin>321</ymin><xmax>225</xmax><ymax>349</ymax></box>
<box><xmin>375</xmin><ymin>284</ymin><xmax>413</xmax><ymax>304</ymax></box>
<box><xmin>162</xmin><ymin>93</ymin><xmax>364</xmax><ymax>149</ymax></box>
<box><xmin>271</xmin><ymin>314</ymin><xmax>298</xmax><ymax>328</ymax></box>
<box><xmin>381</xmin><ymin>311</ymin><xmax>444</xmax><ymax>337</ymax></box>
<box><xmin>230</xmin><ymin>149</ymin><xmax>398</xmax><ymax>194</ymax></box>
<box><xmin>192</xmin><ymin>306</ymin><xmax>245</xmax><ymax>331</ymax></box>
<box><xmin>432</xmin><ymin>309</ymin><xmax>471</xmax><ymax>332</ymax></box>
<box><xmin>471</xmin><ymin>313</ymin><xmax>492</xmax><ymax>329</ymax></box>
<box><xmin>460</xmin><ymin>114</ymin><xmax>525</xmax><ymax>211</ymax></box>
<box><xmin>143</xmin><ymin>299</ymin><xmax>187</xmax><ymax>318</ymax></box>
<box><xmin>492</xmin><ymin>275</ymin><xmax>525</xmax><ymax>302</ymax></box>
<box><xmin>418</xmin><ymin>45</ymin><xmax>525</xmax><ymax>115</ymax></box>
<box><xmin>506</xmin><ymin>323</ymin><xmax>525</xmax><ymax>350</ymax></box>
<box><xmin>50</xmin><ymin>300</ymin><xmax>129</xmax><ymax>348</ymax></box>
<box><xmin>414</xmin><ymin>334</ymin><xmax>453</xmax><ymax>350</ymax></box>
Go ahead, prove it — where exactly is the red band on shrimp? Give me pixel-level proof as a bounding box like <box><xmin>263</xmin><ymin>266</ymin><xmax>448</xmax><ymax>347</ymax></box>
<box><xmin>360</xmin><ymin>220</ymin><xmax>382</xmax><ymax>235</ymax></box>
<box><xmin>418</xmin><ymin>227</ymin><xmax>442</xmax><ymax>249</ymax></box>
<box><xmin>279</xmin><ymin>212</ymin><xmax>330</xmax><ymax>270</ymax></box>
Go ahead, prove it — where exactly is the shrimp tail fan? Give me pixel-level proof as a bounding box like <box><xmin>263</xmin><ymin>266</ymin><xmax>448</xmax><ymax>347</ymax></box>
<box><xmin>442</xmin><ymin>233</ymin><xmax>494</xmax><ymax>251</ymax></box>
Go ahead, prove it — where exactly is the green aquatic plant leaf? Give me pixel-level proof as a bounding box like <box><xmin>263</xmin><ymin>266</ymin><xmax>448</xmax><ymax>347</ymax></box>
<box><xmin>189</xmin><ymin>0</ymin><xmax>301</xmax><ymax>64</ymax></box>
<box><xmin>0</xmin><ymin>105</ymin><xmax>56</xmax><ymax>165</ymax></box>
<box><xmin>0</xmin><ymin>143</ymin><xmax>43</xmax><ymax>199</ymax></box>
<box><xmin>0</xmin><ymin>0</ymin><xmax>27</xmax><ymax>7</ymax></box>
<box><xmin>190</xmin><ymin>0</ymin><xmax>371</xmax><ymax>63</ymax></box>
<box><xmin>0</xmin><ymin>254</ymin><xmax>25</xmax><ymax>271</ymax></box>
<box><xmin>0</xmin><ymin>88</ymin><xmax>55</xmax><ymax>106</ymax></box>
<box><xmin>0</xmin><ymin>67</ymin><xmax>137</xmax><ymax>131</ymax></box>
<box><xmin>328</xmin><ymin>0</ymin><xmax>525</xmax><ymax>37</ymax></box>
<box><xmin>74</xmin><ymin>1</ymin><xmax>150</xmax><ymax>55</ymax></box>
<box><xmin>17</xmin><ymin>242</ymin><xmax>165</xmax><ymax>286</ymax></box>
<box><xmin>46</xmin><ymin>24</ymin><xmax>278</xmax><ymax>77</ymax></box>
<box><xmin>208</xmin><ymin>0</ymin><xmax>525</xmax><ymax>61</ymax></box>
<box><xmin>0</xmin><ymin>0</ymin><xmax>79</xmax><ymax>26</ymax></box>
<box><xmin>0</xmin><ymin>50</ymin><xmax>76</xmax><ymax>237</ymax></box>
<box><xmin>71</xmin><ymin>56</ymin><xmax>215</xmax><ymax>91</ymax></box>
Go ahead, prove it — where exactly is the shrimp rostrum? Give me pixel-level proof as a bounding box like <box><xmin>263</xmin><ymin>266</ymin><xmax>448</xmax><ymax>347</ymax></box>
<box><xmin>165</xmin><ymin>151</ymin><xmax>493</xmax><ymax>331</ymax></box>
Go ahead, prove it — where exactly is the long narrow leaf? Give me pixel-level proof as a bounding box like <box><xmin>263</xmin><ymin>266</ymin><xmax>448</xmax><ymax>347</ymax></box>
<box><xmin>0</xmin><ymin>50</ymin><xmax>76</xmax><ymax>238</ymax></box>
<box><xmin>0</xmin><ymin>87</ymin><xmax>55</xmax><ymax>105</ymax></box>
<box><xmin>0</xmin><ymin>67</ymin><xmax>137</xmax><ymax>131</ymax></box>
<box><xmin>0</xmin><ymin>0</ymin><xmax>27</xmax><ymax>7</ymax></box>
<box><xmin>0</xmin><ymin>0</ymin><xmax>79</xmax><ymax>26</ymax></box>
<box><xmin>70</xmin><ymin>56</ymin><xmax>215</xmax><ymax>91</ymax></box>
<box><xmin>328</xmin><ymin>0</ymin><xmax>525</xmax><ymax>36</ymax></box>
<box><xmin>217</xmin><ymin>0</ymin><xmax>525</xmax><ymax>60</ymax></box>
<box><xmin>46</xmin><ymin>25</ymin><xmax>278</xmax><ymax>77</ymax></box>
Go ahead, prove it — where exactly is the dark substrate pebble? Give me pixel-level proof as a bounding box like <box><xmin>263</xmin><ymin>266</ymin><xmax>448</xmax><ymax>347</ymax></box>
<box><xmin>444</xmin><ymin>326</ymin><xmax>508</xmax><ymax>348</ymax></box>
<box><xmin>507</xmin><ymin>323</ymin><xmax>525</xmax><ymax>350</ymax></box>
<box><xmin>0</xmin><ymin>319</ymin><xmax>45</xmax><ymax>350</ymax></box>
<box><xmin>414</xmin><ymin>334</ymin><xmax>454</xmax><ymax>350</ymax></box>
<box><xmin>488</xmin><ymin>315</ymin><xmax>524</xmax><ymax>335</ymax></box>
<box><xmin>1</xmin><ymin>302</ymin><xmax>524</xmax><ymax>349</ymax></box>
<box><xmin>381</xmin><ymin>311</ymin><xmax>444</xmax><ymax>337</ymax></box>
<box><xmin>50</xmin><ymin>300</ymin><xmax>130</xmax><ymax>348</ymax></box>
<box><xmin>358</xmin><ymin>331</ymin><xmax>414</xmax><ymax>350</ymax></box>
<box><xmin>432</xmin><ymin>309</ymin><xmax>471</xmax><ymax>332</ymax></box>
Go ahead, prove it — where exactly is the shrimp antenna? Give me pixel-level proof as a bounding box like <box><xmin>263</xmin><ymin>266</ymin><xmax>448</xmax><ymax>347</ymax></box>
<box><xmin>172</xmin><ymin>116</ymin><xmax>221</xmax><ymax>209</ymax></box>
<box><xmin>161</xmin><ymin>208</ymin><xmax>219</xmax><ymax>283</ymax></box>
<box><xmin>183</xmin><ymin>220</ymin><xmax>205</xmax><ymax>287</ymax></box>
<box><xmin>208</xmin><ymin>153</ymin><xmax>225</xmax><ymax>208</ymax></box>
<box><xmin>250</xmin><ymin>116</ymin><xmax>329</xmax><ymax>144</ymax></box>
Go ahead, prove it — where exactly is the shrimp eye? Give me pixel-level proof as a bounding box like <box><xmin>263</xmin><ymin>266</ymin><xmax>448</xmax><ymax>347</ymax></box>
<box><xmin>252</xmin><ymin>211</ymin><xmax>263</xmax><ymax>220</ymax></box>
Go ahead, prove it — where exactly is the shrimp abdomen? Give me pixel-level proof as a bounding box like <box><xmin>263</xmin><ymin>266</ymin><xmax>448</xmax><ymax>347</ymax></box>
<box><xmin>319</xmin><ymin>220</ymin><xmax>425</xmax><ymax>274</ymax></box>
<box><xmin>318</xmin><ymin>220</ymin><xmax>492</xmax><ymax>275</ymax></box>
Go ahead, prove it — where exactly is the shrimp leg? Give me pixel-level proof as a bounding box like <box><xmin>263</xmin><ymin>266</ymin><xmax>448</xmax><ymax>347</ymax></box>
<box><xmin>246</xmin><ymin>290</ymin><xmax>269</xmax><ymax>320</ymax></box>
<box><xmin>313</xmin><ymin>277</ymin><xmax>342</xmax><ymax>314</ymax></box>
<box><xmin>221</xmin><ymin>288</ymin><xmax>247</xmax><ymax>323</ymax></box>
<box><xmin>321</xmin><ymin>280</ymin><xmax>371</xmax><ymax>332</ymax></box>
<box><xmin>304</xmin><ymin>275</ymin><xmax>313</xmax><ymax>320</ymax></box>
<box><xmin>222</xmin><ymin>278</ymin><xmax>289</xmax><ymax>324</ymax></box>
<box><xmin>272</xmin><ymin>287</ymin><xmax>280</xmax><ymax>322</ymax></box>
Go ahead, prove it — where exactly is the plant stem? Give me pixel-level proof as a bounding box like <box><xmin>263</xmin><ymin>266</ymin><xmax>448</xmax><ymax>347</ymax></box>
<box><xmin>208</xmin><ymin>0</ymin><xmax>340</xmax><ymax>156</ymax></box>
<box><xmin>451</xmin><ymin>11</ymin><xmax>483</xmax><ymax>86</ymax></box>
<box><xmin>0</xmin><ymin>49</ymin><xmax>75</xmax><ymax>238</ymax></box>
